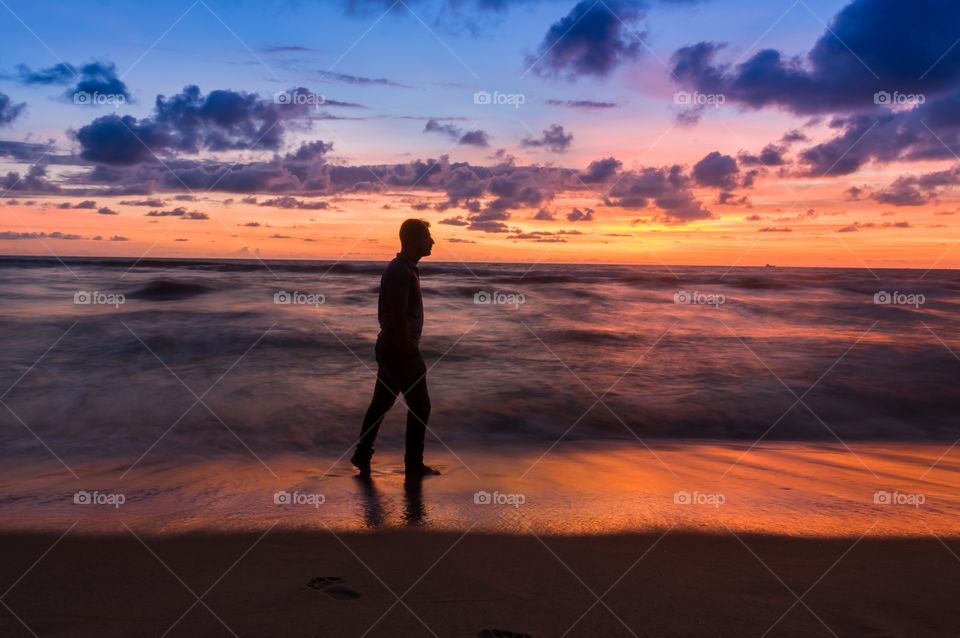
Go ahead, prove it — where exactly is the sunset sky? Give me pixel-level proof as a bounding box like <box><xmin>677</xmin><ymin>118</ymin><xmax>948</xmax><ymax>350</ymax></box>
<box><xmin>1</xmin><ymin>0</ymin><xmax>958</xmax><ymax>267</ymax></box>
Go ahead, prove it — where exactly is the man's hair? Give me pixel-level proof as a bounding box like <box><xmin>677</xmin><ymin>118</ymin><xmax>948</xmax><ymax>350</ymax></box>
<box><xmin>399</xmin><ymin>218</ymin><xmax>430</xmax><ymax>245</ymax></box>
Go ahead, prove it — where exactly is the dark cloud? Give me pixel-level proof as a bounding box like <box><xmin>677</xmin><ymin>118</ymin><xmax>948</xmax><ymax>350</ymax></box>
<box><xmin>145</xmin><ymin>207</ymin><xmax>209</xmax><ymax>219</ymax></box>
<box><xmin>0</xmin><ymin>230</ymin><xmax>82</xmax><ymax>240</ymax></box>
<box><xmin>97</xmin><ymin>207</ymin><xmax>118</xmax><ymax>215</ymax></box>
<box><xmin>73</xmin><ymin>85</ymin><xmax>320</xmax><ymax>165</ymax></box>
<box><xmin>0</xmin><ymin>140</ymin><xmax>53</xmax><ymax>161</ymax></box>
<box><xmin>0</xmin><ymin>92</ymin><xmax>26</xmax><ymax>127</ymax></box>
<box><xmin>758</xmin><ymin>226</ymin><xmax>792</xmax><ymax>232</ymax></box>
<box><xmin>717</xmin><ymin>192</ymin><xmax>748</xmax><ymax>206</ymax></box>
<box><xmin>738</xmin><ymin>144</ymin><xmax>787</xmax><ymax>167</ymax></box>
<box><xmin>521</xmin><ymin>124</ymin><xmax>573</xmax><ymax>153</ymax></box>
<box><xmin>262</xmin><ymin>46</ymin><xmax>314</xmax><ymax>54</ymax></box>
<box><xmin>545</xmin><ymin>99</ymin><xmax>618</xmax><ymax>109</ymax></box>
<box><xmin>606</xmin><ymin>164</ymin><xmax>712</xmax><ymax>222</ymax></box>
<box><xmin>671</xmin><ymin>0</ymin><xmax>960</xmax><ymax>182</ymax></box>
<box><xmin>692</xmin><ymin>151</ymin><xmax>739</xmax><ymax>189</ymax></box>
<box><xmin>580</xmin><ymin>157</ymin><xmax>622</xmax><ymax>183</ymax></box>
<box><xmin>670</xmin><ymin>0</ymin><xmax>960</xmax><ymax>116</ymax></box>
<box><xmin>781</xmin><ymin>130</ymin><xmax>808</xmax><ymax>144</ymax></box>
<box><xmin>423</xmin><ymin>119</ymin><xmax>490</xmax><ymax>146</ymax></box>
<box><xmin>1</xmin><ymin>165</ymin><xmax>61</xmax><ymax>193</ymax></box>
<box><xmin>258</xmin><ymin>196</ymin><xmax>329</xmax><ymax>209</ymax></box>
<box><xmin>317</xmin><ymin>71</ymin><xmax>409</xmax><ymax>88</ymax></box>
<box><xmin>869</xmin><ymin>165</ymin><xmax>960</xmax><ymax>206</ymax></box>
<box><xmin>15</xmin><ymin>61</ymin><xmax>131</xmax><ymax>103</ymax></box>
<box><xmin>566</xmin><ymin>207</ymin><xmax>594</xmax><ymax>221</ymax></box>
<box><xmin>119</xmin><ymin>199</ymin><xmax>166</xmax><ymax>207</ymax></box>
<box><xmin>73</xmin><ymin>115</ymin><xmax>172</xmax><ymax>165</ymax></box>
<box><xmin>838</xmin><ymin>220</ymin><xmax>912</xmax><ymax>232</ymax></box>
<box><xmin>525</xmin><ymin>0</ymin><xmax>643</xmax><ymax>79</ymax></box>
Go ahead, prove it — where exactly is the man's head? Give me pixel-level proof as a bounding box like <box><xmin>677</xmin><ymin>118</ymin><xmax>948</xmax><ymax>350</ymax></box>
<box><xmin>399</xmin><ymin>218</ymin><xmax>434</xmax><ymax>261</ymax></box>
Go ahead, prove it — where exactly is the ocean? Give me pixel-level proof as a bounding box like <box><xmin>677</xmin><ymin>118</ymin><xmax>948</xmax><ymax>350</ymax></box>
<box><xmin>1</xmin><ymin>256</ymin><xmax>957</xmax><ymax>463</ymax></box>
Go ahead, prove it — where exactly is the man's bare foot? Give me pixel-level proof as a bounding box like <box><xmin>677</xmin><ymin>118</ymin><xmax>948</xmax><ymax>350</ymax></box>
<box><xmin>350</xmin><ymin>452</ymin><xmax>371</xmax><ymax>474</ymax></box>
<box><xmin>405</xmin><ymin>463</ymin><xmax>441</xmax><ymax>477</ymax></box>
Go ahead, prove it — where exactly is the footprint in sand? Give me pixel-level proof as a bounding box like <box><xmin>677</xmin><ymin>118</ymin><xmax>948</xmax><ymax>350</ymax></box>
<box><xmin>306</xmin><ymin>576</ymin><xmax>361</xmax><ymax>600</ymax></box>
<box><xmin>478</xmin><ymin>630</ymin><xmax>532</xmax><ymax>638</ymax></box>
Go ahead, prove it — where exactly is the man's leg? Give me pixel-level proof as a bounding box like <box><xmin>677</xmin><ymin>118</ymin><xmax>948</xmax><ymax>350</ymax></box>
<box><xmin>399</xmin><ymin>355</ymin><xmax>431</xmax><ymax>470</ymax></box>
<box><xmin>354</xmin><ymin>364</ymin><xmax>397</xmax><ymax>465</ymax></box>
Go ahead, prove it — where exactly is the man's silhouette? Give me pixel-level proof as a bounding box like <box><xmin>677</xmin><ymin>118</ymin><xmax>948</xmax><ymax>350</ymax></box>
<box><xmin>351</xmin><ymin>219</ymin><xmax>440</xmax><ymax>477</ymax></box>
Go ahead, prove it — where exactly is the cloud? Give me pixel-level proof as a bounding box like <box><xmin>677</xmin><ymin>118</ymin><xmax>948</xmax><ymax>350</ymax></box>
<box><xmin>423</xmin><ymin>119</ymin><xmax>490</xmax><ymax>146</ymax></box>
<box><xmin>119</xmin><ymin>199</ymin><xmax>166</xmax><ymax>206</ymax></box>
<box><xmin>670</xmin><ymin>0</ymin><xmax>960</xmax><ymax>116</ymax></box>
<box><xmin>97</xmin><ymin>207</ymin><xmax>118</xmax><ymax>215</ymax></box>
<box><xmin>258</xmin><ymin>196</ymin><xmax>329</xmax><ymax>209</ymax></box>
<box><xmin>545</xmin><ymin>99</ymin><xmax>618</xmax><ymax>109</ymax></box>
<box><xmin>73</xmin><ymin>85</ymin><xmax>321</xmax><ymax>165</ymax></box>
<box><xmin>525</xmin><ymin>0</ymin><xmax>644</xmax><ymax>79</ymax></box>
<box><xmin>1</xmin><ymin>165</ymin><xmax>61</xmax><ymax>193</ymax></box>
<box><xmin>670</xmin><ymin>0</ymin><xmax>960</xmax><ymax>183</ymax></box>
<box><xmin>0</xmin><ymin>230</ymin><xmax>83</xmax><ymax>240</ymax></box>
<box><xmin>758</xmin><ymin>226</ymin><xmax>792</xmax><ymax>232</ymax></box>
<box><xmin>566</xmin><ymin>207</ymin><xmax>594</xmax><ymax>221</ymax></box>
<box><xmin>317</xmin><ymin>71</ymin><xmax>410</xmax><ymax>88</ymax></box>
<box><xmin>580</xmin><ymin>157</ymin><xmax>622</xmax><ymax>183</ymax></box>
<box><xmin>738</xmin><ymin>144</ymin><xmax>787</xmax><ymax>167</ymax></box>
<box><xmin>521</xmin><ymin>124</ymin><xmax>573</xmax><ymax>153</ymax></box>
<box><xmin>15</xmin><ymin>61</ymin><xmax>131</xmax><ymax>103</ymax></box>
<box><xmin>868</xmin><ymin>165</ymin><xmax>960</xmax><ymax>206</ymax></box>
<box><xmin>692</xmin><ymin>151</ymin><xmax>739</xmax><ymax>189</ymax></box>
<box><xmin>606</xmin><ymin>164</ymin><xmax>712</xmax><ymax>222</ymax></box>
<box><xmin>0</xmin><ymin>92</ymin><xmax>26</xmax><ymax>127</ymax></box>
<box><xmin>145</xmin><ymin>207</ymin><xmax>209</xmax><ymax>219</ymax></box>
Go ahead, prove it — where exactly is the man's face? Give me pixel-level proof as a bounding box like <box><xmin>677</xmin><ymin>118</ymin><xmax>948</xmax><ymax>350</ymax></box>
<box><xmin>418</xmin><ymin>228</ymin><xmax>434</xmax><ymax>257</ymax></box>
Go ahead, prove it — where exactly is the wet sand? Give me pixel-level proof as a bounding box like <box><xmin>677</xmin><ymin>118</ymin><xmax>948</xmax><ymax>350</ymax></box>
<box><xmin>2</xmin><ymin>441</ymin><xmax>959</xmax><ymax>636</ymax></box>
<box><xmin>1</xmin><ymin>441</ymin><xmax>959</xmax><ymax>536</ymax></box>
<box><xmin>2</xmin><ymin>528</ymin><xmax>959</xmax><ymax>637</ymax></box>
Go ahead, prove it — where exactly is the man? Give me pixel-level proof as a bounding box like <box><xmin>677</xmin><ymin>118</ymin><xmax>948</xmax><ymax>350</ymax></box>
<box><xmin>351</xmin><ymin>219</ymin><xmax>440</xmax><ymax>477</ymax></box>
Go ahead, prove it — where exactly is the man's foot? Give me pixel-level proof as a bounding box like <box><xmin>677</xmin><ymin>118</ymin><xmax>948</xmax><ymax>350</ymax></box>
<box><xmin>404</xmin><ymin>463</ymin><xmax>441</xmax><ymax>477</ymax></box>
<box><xmin>350</xmin><ymin>452</ymin><xmax>371</xmax><ymax>474</ymax></box>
